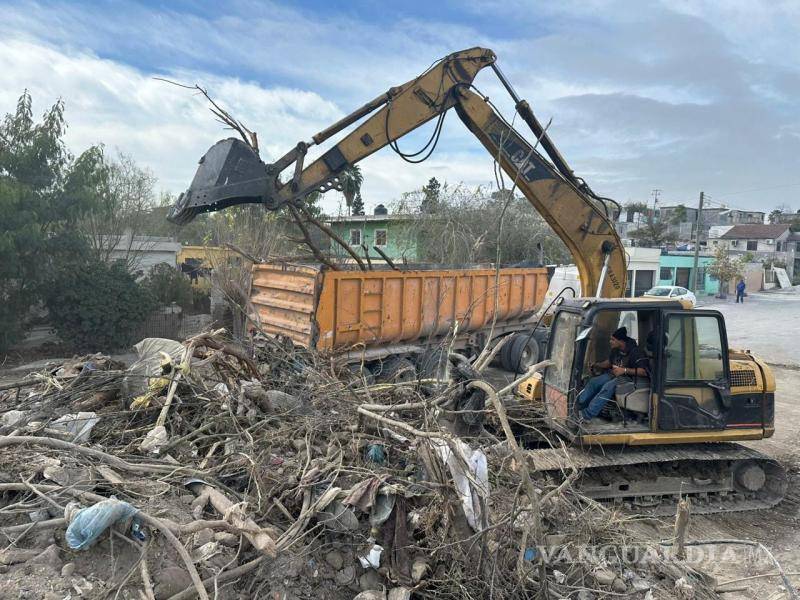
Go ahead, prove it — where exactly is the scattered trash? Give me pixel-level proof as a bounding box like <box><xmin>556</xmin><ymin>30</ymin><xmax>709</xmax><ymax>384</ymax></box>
<box><xmin>1</xmin><ymin>409</ymin><xmax>28</xmax><ymax>428</ymax></box>
<box><xmin>365</xmin><ymin>443</ymin><xmax>386</xmax><ymax>464</ymax></box>
<box><xmin>358</xmin><ymin>543</ymin><xmax>383</xmax><ymax>569</ymax></box>
<box><xmin>0</xmin><ymin>329</ymin><xmax>725</xmax><ymax>599</ymax></box>
<box><xmin>139</xmin><ymin>424</ymin><xmax>168</xmax><ymax>454</ymax></box>
<box><xmin>65</xmin><ymin>498</ymin><xmax>139</xmax><ymax>550</ymax></box>
<box><xmin>50</xmin><ymin>412</ymin><xmax>99</xmax><ymax>443</ymax></box>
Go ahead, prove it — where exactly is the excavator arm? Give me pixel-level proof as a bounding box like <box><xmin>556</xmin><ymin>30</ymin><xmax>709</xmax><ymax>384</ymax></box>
<box><xmin>168</xmin><ymin>47</ymin><xmax>626</xmax><ymax>297</ymax></box>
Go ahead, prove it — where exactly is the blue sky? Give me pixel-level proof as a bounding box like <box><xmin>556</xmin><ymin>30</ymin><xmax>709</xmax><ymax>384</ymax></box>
<box><xmin>2</xmin><ymin>0</ymin><xmax>799</xmax><ymax>214</ymax></box>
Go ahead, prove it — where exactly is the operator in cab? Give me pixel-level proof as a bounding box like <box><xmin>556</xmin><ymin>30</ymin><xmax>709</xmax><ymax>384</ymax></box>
<box><xmin>577</xmin><ymin>327</ymin><xmax>648</xmax><ymax>422</ymax></box>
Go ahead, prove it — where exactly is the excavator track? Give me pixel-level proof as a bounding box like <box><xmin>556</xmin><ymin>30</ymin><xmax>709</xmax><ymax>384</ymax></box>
<box><xmin>528</xmin><ymin>443</ymin><xmax>787</xmax><ymax>516</ymax></box>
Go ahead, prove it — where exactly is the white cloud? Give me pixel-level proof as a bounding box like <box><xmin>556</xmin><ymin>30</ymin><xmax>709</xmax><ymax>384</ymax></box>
<box><xmin>0</xmin><ymin>36</ymin><xmax>500</xmax><ymax>213</ymax></box>
<box><xmin>2</xmin><ymin>0</ymin><xmax>800</xmax><ymax>213</ymax></box>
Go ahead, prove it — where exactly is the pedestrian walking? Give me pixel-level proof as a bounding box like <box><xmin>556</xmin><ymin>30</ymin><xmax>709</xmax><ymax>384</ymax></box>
<box><xmin>735</xmin><ymin>278</ymin><xmax>746</xmax><ymax>303</ymax></box>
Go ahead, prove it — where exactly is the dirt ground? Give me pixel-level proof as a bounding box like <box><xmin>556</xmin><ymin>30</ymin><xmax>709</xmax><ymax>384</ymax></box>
<box><xmin>623</xmin><ymin>365</ymin><xmax>800</xmax><ymax>598</ymax></box>
<box><xmin>2</xmin><ymin>288</ymin><xmax>798</xmax><ymax>598</ymax></box>
<box><xmin>647</xmin><ymin>288</ymin><xmax>800</xmax><ymax>598</ymax></box>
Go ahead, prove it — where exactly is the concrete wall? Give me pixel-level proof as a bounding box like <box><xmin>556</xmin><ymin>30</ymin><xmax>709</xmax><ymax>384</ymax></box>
<box><xmin>623</xmin><ymin>247</ymin><xmax>661</xmax><ymax>297</ymax></box>
<box><xmin>657</xmin><ymin>253</ymin><xmax>719</xmax><ymax>295</ymax></box>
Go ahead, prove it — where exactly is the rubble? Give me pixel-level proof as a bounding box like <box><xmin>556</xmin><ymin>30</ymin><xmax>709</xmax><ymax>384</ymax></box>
<box><xmin>0</xmin><ymin>329</ymin><xmax>721</xmax><ymax>599</ymax></box>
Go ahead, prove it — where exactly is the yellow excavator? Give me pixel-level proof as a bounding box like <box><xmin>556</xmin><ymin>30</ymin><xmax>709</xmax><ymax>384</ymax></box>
<box><xmin>168</xmin><ymin>48</ymin><xmax>785</xmax><ymax>514</ymax></box>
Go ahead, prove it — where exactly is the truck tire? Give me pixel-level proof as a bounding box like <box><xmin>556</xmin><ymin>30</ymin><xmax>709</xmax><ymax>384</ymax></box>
<box><xmin>503</xmin><ymin>332</ymin><xmax>540</xmax><ymax>374</ymax></box>
<box><xmin>372</xmin><ymin>356</ymin><xmax>416</xmax><ymax>384</ymax></box>
<box><xmin>416</xmin><ymin>348</ymin><xmax>448</xmax><ymax>381</ymax></box>
<box><xmin>499</xmin><ymin>335</ymin><xmax>517</xmax><ymax>372</ymax></box>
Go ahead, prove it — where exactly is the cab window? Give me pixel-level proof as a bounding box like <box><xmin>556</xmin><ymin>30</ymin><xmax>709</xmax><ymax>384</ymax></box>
<box><xmin>665</xmin><ymin>314</ymin><xmax>725</xmax><ymax>381</ymax></box>
<box><xmin>547</xmin><ymin>312</ymin><xmax>580</xmax><ymax>391</ymax></box>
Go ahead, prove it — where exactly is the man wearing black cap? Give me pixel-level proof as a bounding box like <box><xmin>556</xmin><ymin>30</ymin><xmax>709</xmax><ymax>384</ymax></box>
<box><xmin>577</xmin><ymin>326</ymin><xmax>648</xmax><ymax>422</ymax></box>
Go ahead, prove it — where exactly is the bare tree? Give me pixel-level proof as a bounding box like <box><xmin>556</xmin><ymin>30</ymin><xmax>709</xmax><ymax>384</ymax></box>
<box><xmin>80</xmin><ymin>152</ymin><xmax>159</xmax><ymax>270</ymax></box>
<box><xmin>390</xmin><ymin>184</ymin><xmax>570</xmax><ymax>265</ymax></box>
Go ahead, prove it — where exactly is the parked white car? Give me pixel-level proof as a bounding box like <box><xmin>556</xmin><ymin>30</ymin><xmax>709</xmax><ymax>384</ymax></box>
<box><xmin>643</xmin><ymin>285</ymin><xmax>697</xmax><ymax>306</ymax></box>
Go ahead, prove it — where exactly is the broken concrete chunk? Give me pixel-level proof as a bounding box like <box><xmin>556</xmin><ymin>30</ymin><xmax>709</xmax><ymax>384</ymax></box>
<box><xmin>192</xmin><ymin>527</ymin><xmax>215</xmax><ymax>548</ymax></box>
<box><xmin>154</xmin><ymin>566</ymin><xmax>193</xmax><ymax>599</ymax></box>
<box><xmin>26</xmin><ymin>544</ymin><xmax>62</xmax><ymax>572</ymax></box>
<box><xmin>388</xmin><ymin>588</ymin><xmax>411</xmax><ymax>600</ymax></box>
<box><xmin>317</xmin><ymin>500</ymin><xmax>359</xmax><ymax>532</ymax></box>
<box><xmin>0</xmin><ymin>548</ymin><xmax>41</xmax><ymax>565</ymax></box>
<box><xmin>411</xmin><ymin>556</ymin><xmax>429</xmax><ymax>583</ymax></box>
<box><xmin>324</xmin><ymin>550</ymin><xmax>344</xmax><ymax>570</ymax></box>
<box><xmin>214</xmin><ymin>531</ymin><xmax>240</xmax><ymax>547</ymax></box>
<box><xmin>1</xmin><ymin>410</ymin><xmax>29</xmax><ymax>428</ymax></box>
<box><xmin>262</xmin><ymin>390</ymin><xmax>307</xmax><ymax>415</ymax></box>
<box><xmin>42</xmin><ymin>464</ymin><xmax>93</xmax><ymax>488</ymax></box>
<box><xmin>612</xmin><ymin>577</ymin><xmax>627</xmax><ymax>593</ymax></box>
<box><xmin>358</xmin><ymin>569</ymin><xmax>384</xmax><ymax>592</ymax></box>
<box><xmin>335</xmin><ymin>566</ymin><xmax>356</xmax><ymax>586</ymax></box>
<box><xmin>353</xmin><ymin>592</ymin><xmax>386</xmax><ymax>600</ymax></box>
<box><xmin>593</xmin><ymin>568</ymin><xmax>616</xmax><ymax>586</ymax></box>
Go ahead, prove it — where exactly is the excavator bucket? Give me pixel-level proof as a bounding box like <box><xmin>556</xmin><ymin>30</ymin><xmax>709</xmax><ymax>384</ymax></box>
<box><xmin>167</xmin><ymin>138</ymin><xmax>269</xmax><ymax>225</ymax></box>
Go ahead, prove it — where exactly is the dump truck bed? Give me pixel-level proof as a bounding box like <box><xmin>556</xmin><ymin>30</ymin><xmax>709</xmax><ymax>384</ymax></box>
<box><xmin>250</xmin><ymin>262</ymin><xmax>548</xmax><ymax>354</ymax></box>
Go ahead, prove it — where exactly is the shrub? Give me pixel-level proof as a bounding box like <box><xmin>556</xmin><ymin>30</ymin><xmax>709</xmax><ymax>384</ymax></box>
<box><xmin>144</xmin><ymin>262</ymin><xmax>194</xmax><ymax>310</ymax></box>
<box><xmin>46</xmin><ymin>260</ymin><xmax>155</xmax><ymax>351</ymax></box>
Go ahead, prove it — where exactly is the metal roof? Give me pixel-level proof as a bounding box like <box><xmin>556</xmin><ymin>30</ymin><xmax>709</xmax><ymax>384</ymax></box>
<box><xmin>719</xmin><ymin>224</ymin><xmax>790</xmax><ymax>239</ymax></box>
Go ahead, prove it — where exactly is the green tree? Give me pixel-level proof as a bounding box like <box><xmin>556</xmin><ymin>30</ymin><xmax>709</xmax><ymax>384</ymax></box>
<box><xmin>670</xmin><ymin>204</ymin><xmax>688</xmax><ymax>224</ymax></box>
<box><xmin>420</xmin><ymin>177</ymin><xmax>442</xmax><ymax>214</ymax></box>
<box><xmin>340</xmin><ymin>165</ymin><xmax>363</xmax><ymax>215</ymax></box>
<box><xmin>144</xmin><ymin>263</ymin><xmax>194</xmax><ymax>309</ymax></box>
<box><xmin>629</xmin><ymin>211</ymin><xmax>676</xmax><ymax>247</ymax></box>
<box><xmin>624</xmin><ymin>201</ymin><xmax>648</xmax><ymax>223</ymax></box>
<box><xmin>351</xmin><ymin>191</ymin><xmax>365</xmax><ymax>216</ymax></box>
<box><xmin>45</xmin><ymin>261</ymin><xmax>154</xmax><ymax>351</ymax></box>
<box><xmin>708</xmin><ymin>245</ymin><xmax>745</xmax><ymax>299</ymax></box>
<box><xmin>0</xmin><ymin>91</ymin><xmax>106</xmax><ymax>351</ymax></box>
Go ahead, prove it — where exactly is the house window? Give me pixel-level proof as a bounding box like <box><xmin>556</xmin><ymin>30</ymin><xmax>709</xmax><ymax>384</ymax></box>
<box><xmin>776</xmin><ymin>241</ymin><xmax>783</xmax><ymax>252</ymax></box>
<box><xmin>350</xmin><ymin>229</ymin><xmax>362</xmax><ymax>246</ymax></box>
<box><xmin>746</xmin><ymin>240</ymin><xmax>758</xmax><ymax>251</ymax></box>
<box><xmin>374</xmin><ymin>229</ymin><xmax>387</xmax><ymax>247</ymax></box>
<box><xmin>730</xmin><ymin>240</ymin><xmax>739</xmax><ymax>247</ymax></box>
<box><xmin>659</xmin><ymin>267</ymin><xmax>673</xmax><ymax>281</ymax></box>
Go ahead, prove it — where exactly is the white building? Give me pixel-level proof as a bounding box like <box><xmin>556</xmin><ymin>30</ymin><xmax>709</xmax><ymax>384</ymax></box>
<box><xmin>624</xmin><ymin>246</ymin><xmax>661</xmax><ymax>297</ymax></box>
<box><xmin>709</xmin><ymin>223</ymin><xmax>796</xmax><ymax>279</ymax></box>
<box><xmin>98</xmin><ymin>231</ymin><xmax>181</xmax><ymax>274</ymax></box>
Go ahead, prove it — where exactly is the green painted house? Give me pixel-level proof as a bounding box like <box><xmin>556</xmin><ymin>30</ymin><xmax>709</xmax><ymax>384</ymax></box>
<box><xmin>326</xmin><ymin>205</ymin><xmax>420</xmax><ymax>263</ymax></box>
<box><xmin>657</xmin><ymin>252</ymin><xmax>719</xmax><ymax>295</ymax></box>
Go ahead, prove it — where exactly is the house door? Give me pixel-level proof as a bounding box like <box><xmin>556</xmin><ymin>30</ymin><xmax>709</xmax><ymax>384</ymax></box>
<box><xmin>675</xmin><ymin>267</ymin><xmax>691</xmax><ymax>287</ymax></box>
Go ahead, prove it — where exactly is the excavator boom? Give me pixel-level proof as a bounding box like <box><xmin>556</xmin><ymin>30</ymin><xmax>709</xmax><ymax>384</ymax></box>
<box><xmin>168</xmin><ymin>47</ymin><xmax>785</xmax><ymax>516</ymax></box>
<box><xmin>168</xmin><ymin>47</ymin><xmax>626</xmax><ymax>297</ymax></box>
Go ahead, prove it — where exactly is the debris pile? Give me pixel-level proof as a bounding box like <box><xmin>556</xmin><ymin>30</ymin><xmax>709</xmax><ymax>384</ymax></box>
<box><xmin>0</xmin><ymin>330</ymin><xmax>718</xmax><ymax>599</ymax></box>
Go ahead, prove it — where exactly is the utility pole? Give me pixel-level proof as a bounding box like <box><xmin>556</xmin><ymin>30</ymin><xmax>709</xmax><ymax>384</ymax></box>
<box><xmin>690</xmin><ymin>191</ymin><xmax>704</xmax><ymax>293</ymax></box>
<box><xmin>651</xmin><ymin>188</ymin><xmax>661</xmax><ymax>218</ymax></box>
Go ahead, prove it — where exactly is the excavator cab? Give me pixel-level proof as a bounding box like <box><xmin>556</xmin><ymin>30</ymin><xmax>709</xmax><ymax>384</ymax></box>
<box><xmin>540</xmin><ymin>298</ymin><xmax>758</xmax><ymax>444</ymax></box>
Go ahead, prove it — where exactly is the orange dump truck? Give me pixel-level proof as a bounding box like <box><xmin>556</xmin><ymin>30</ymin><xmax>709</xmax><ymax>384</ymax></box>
<box><xmin>249</xmin><ymin>262</ymin><xmax>550</xmax><ymax>377</ymax></box>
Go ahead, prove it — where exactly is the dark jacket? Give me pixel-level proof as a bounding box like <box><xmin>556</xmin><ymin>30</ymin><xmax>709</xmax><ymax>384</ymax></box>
<box><xmin>736</xmin><ymin>281</ymin><xmax>746</xmax><ymax>294</ymax></box>
<box><xmin>609</xmin><ymin>338</ymin><xmax>646</xmax><ymax>371</ymax></box>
